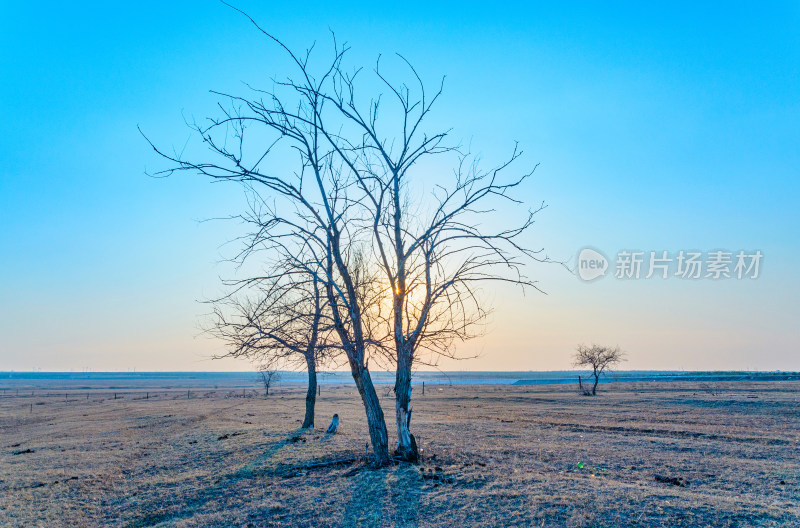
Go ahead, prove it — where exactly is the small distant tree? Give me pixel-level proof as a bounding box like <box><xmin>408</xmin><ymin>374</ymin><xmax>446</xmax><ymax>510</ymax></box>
<box><xmin>573</xmin><ymin>344</ymin><xmax>625</xmax><ymax>396</ymax></box>
<box><xmin>258</xmin><ymin>367</ymin><xmax>280</xmax><ymax>397</ymax></box>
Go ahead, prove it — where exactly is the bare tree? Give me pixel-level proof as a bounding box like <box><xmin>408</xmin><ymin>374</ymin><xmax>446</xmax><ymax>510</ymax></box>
<box><xmin>573</xmin><ymin>344</ymin><xmax>626</xmax><ymax>396</ymax></box>
<box><xmin>211</xmin><ymin>267</ymin><xmax>330</xmax><ymax>428</ymax></box>
<box><xmin>142</xmin><ymin>7</ymin><xmax>546</xmax><ymax>464</ymax></box>
<box><xmin>258</xmin><ymin>367</ymin><xmax>280</xmax><ymax>397</ymax></box>
<box><xmin>351</xmin><ymin>95</ymin><xmax>545</xmax><ymax>461</ymax></box>
<box><xmin>142</xmin><ymin>13</ymin><xmax>395</xmax><ymax>463</ymax></box>
<box><xmin>298</xmin><ymin>36</ymin><xmax>546</xmax><ymax>461</ymax></box>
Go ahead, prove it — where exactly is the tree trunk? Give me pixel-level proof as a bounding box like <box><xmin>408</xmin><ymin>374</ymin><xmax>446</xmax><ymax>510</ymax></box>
<box><xmin>351</xmin><ymin>363</ymin><xmax>391</xmax><ymax>466</ymax></box>
<box><xmin>394</xmin><ymin>352</ymin><xmax>419</xmax><ymax>462</ymax></box>
<box><xmin>592</xmin><ymin>371</ymin><xmax>599</xmax><ymax>396</ymax></box>
<box><xmin>261</xmin><ymin>372</ymin><xmax>270</xmax><ymax>397</ymax></box>
<box><xmin>388</xmin><ymin>171</ymin><xmax>418</xmax><ymax>462</ymax></box>
<box><xmin>302</xmin><ymin>355</ymin><xmax>317</xmax><ymax>429</ymax></box>
<box><xmin>324</xmin><ymin>249</ymin><xmax>390</xmax><ymax>465</ymax></box>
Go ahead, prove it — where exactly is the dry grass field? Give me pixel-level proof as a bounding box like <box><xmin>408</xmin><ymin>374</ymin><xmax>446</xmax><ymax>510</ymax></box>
<box><xmin>1</xmin><ymin>381</ymin><xmax>798</xmax><ymax>527</ymax></box>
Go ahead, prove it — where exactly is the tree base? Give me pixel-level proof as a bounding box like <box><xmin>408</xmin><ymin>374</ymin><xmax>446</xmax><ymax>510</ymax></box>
<box><xmin>394</xmin><ymin>433</ymin><xmax>419</xmax><ymax>463</ymax></box>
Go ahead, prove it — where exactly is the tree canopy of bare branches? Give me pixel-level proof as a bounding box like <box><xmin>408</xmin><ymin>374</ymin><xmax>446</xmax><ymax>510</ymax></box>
<box><xmin>573</xmin><ymin>344</ymin><xmax>626</xmax><ymax>396</ymax></box>
<box><xmin>257</xmin><ymin>367</ymin><xmax>280</xmax><ymax>397</ymax></box>
<box><xmin>210</xmin><ymin>263</ymin><xmax>331</xmax><ymax>428</ymax></box>
<box><xmin>344</xmin><ymin>67</ymin><xmax>546</xmax><ymax>461</ymax></box>
<box><xmin>142</xmin><ymin>5</ymin><xmax>545</xmax><ymax>465</ymax></box>
<box><xmin>142</xmin><ymin>18</ymin><xmax>396</xmax><ymax>463</ymax></box>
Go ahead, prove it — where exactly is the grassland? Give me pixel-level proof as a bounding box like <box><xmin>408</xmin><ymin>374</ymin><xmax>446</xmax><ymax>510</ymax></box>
<box><xmin>1</xmin><ymin>381</ymin><xmax>798</xmax><ymax>527</ymax></box>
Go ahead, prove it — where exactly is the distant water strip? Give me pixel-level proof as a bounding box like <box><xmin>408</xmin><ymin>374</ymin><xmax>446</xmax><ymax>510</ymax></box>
<box><xmin>1</xmin><ymin>370</ymin><xmax>798</xmax><ymax>389</ymax></box>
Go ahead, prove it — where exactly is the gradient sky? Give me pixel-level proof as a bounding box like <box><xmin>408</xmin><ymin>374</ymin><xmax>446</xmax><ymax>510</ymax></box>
<box><xmin>1</xmin><ymin>1</ymin><xmax>798</xmax><ymax>371</ymax></box>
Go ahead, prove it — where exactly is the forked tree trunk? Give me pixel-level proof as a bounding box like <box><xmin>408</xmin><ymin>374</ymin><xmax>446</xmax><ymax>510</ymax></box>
<box><xmin>325</xmin><ymin>250</ymin><xmax>390</xmax><ymax>465</ymax></box>
<box><xmin>394</xmin><ymin>353</ymin><xmax>419</xmax><ymax>462</ymax></box>
<box><xmin>261</xmin><ymin>372</ymin><xmax>271</xmax><ymax>396</ymax></box>
<box><xmin>388</xmin><ymin>172</ymin><xmax>419</xmax><ymax>463</ymax></box>
<box><xmin>592</xmin><ymin>370</ymin><xmax>599</xmax><ymax>396</ymax></box>
<box><xmin>351</xmin><ymin>363</ymin><xmax>391</xmax><ymax>466</ymax></box>
<box><xmin>302</xmin><ymin>355</ymin><xmax>317</xmax><ymax>428</ymax></box>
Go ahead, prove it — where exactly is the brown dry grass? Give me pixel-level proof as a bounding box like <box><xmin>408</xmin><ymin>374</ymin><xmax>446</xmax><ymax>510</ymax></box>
<box><xmin>1</xmin><ymin>381</ymin><xmax>798</xmax><ymax>527</ymax></box>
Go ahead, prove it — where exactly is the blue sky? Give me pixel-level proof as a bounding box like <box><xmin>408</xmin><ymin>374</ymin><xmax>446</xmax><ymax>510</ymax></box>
<box><xmin>1</xmin><ymin>1</ymin><xmax>798</xmax><ymax>371</ymax></box>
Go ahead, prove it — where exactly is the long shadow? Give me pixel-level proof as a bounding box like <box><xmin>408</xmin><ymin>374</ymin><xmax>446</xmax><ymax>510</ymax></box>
<box><xmin>233</xmin><ymin>427</ymin><xmax>309</xmax><ymax>478</ymax></box>
<box><xmin>124</xmin><ymin>428</ymin><xmax>309</xmax><ymax>527</ymax></box>
<box><xmin>339</xmin><ymin>463</ymin><xmax>424</xmax><ymax>528</ymax></box>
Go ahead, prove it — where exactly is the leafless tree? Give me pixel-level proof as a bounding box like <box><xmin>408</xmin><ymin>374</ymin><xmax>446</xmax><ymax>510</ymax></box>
<box><xmin>210</xmin><ymin>266</ymin><xmax>331</xmax><ymax>428</ymax></box>
<box><xmin>346</xmin><ymin>77</ymin><xmax>546</xmax><ymax>461</ymax></box>
<box><xmin>258</xmin><ymin>367</ymin><xmax>280</xmax><ymax>397</ymax></box>
<box><xmin>573</xmin><ymin>344</ymin><xmax>626</xmax><ymax>396</ymax></box>
<box><xmin>142</xmin><ymin>12</ymin><xmax>396</xmax><ymax>464</ymax></box>
<box><xmin>142</xmin><ymin>6</ymin><xmax>545</xmax><ymax>464</ymax></box>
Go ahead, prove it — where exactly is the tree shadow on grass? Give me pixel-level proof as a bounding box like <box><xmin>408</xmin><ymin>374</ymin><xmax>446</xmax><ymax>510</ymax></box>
<box><xmin>340</xmin><ymin>463</ymin><xmax>424</xmax><ymax>528</ymax></box>
<box><xmin>233</xmin><ymin>427</ymin><xmax>309</xmax><ymax>478</ymax></box>
<box><xmin>124</xmin><ymin>428</ymin><xmax>309</xmax><ymax>527</ymax></box>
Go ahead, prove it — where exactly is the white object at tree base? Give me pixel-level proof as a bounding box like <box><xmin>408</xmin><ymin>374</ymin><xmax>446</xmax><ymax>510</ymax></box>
<box><xmin>326</xmin><ymin>414</ymin><xmax>339</xmax><ymax>434</ymax></box>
